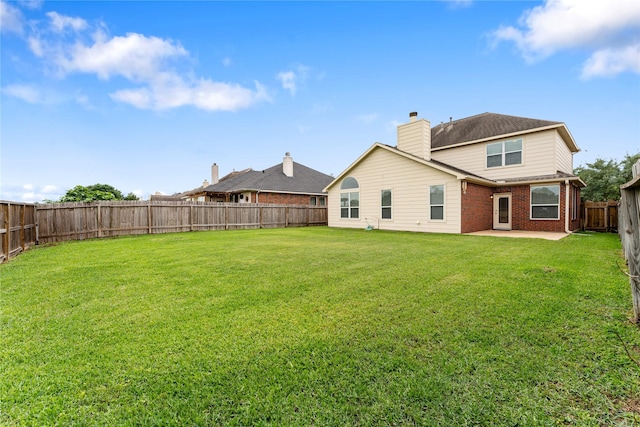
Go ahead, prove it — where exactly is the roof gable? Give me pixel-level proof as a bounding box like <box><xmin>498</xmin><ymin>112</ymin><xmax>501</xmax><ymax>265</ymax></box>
<box><xmin>324</xmin><ymin>143</ymin><xmax>494</xmax><ymax>191</ymax></box>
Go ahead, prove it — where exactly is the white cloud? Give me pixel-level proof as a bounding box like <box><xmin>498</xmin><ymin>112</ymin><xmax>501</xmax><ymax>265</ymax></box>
<box><xmin>0</xmin><ymin>1</ymin><xmax>24</xmax><ymax>34</ymax></box>
<box><xmin>75</xmin><ymin>93</ymin><xmax>95</xmax><ymax>109</ymax></box>
<box><xmin>222</xmin><ymin>56</ymin><xmax>232</xmax><ymax>67</ymax></box>
<box><xmin>277</xmin><ymin>64</ymin><xmax>310</xmax><ymax>96</ymax></box>
<box><xmin>19</xmin><ymin>0</ymin><xmax>44</xmax><ymax>10</ymax></box>
<box><xmin>356</xmin><ymin>113</ymin><xmax>379</xmax><ymax>124</ymax></box>
<box><xmin>0</xmin><ymin>183</ymin><xmax>62</xmax><ymax>203</ymax></box>
<box><xmin>46</xmin><ymin>11</ymin><xmax>87</xmax><ymax>33</ymax></box>
<box><xmin>3</xmin><ymin>84</ymin><xmax>41</xmax><ymax>103</ymax></box>
<box><xmin>56</xmin><ymin>31</ymin><xmax>189</xmax><ymax>81</ymax></box>
<box><xmin>277</xmin><ymin>70</ymin><xmax>297</xmax><ymax>95</ymax></box>
<box><xmin>491</xmin><ymin>0</ymin><xmax>640</xmax><ymax>78</ymax></box>
<box><xmin>581</xmin><ymin>44</ymin><xmax>640</xmax><ymax>79</ymax></box>
<box><xmin>111</xmin><ymin>74</ymin><xmax>270</xmax><ymax>111</ymax></box>
<box><xmin>13</xmin><ymin>10</ymin><xmax>268</xmax><ymax>111</ymax></box>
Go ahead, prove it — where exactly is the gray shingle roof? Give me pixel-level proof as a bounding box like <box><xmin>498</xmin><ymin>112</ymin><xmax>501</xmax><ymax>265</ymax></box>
<box><xmin>431</xmin><ymin>112</ymin><xmax>562</xmax><ymax>149</ymax></box>
<box><xmin>200</xmin><ymin>161</ymin><xmax>333</xmax><ymax>194</ymax></box>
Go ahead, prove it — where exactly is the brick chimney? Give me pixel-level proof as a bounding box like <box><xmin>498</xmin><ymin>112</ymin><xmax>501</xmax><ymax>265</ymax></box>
<box><xmin>211</xmin><ymin>163</ymin><xmax>219</xmax><ymax>184</ymax></box>
<box><xmin>283</xmin><ymin>152</ymin><xmax>293</xmax><ymax>177</ymax></box>
<box><xmin>397</xmin><ymin>112</ymin><xmax>431</xmax><ymax>160</ymax></box>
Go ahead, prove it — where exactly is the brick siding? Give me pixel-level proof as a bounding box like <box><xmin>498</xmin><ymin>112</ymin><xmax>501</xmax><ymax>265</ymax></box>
<box><xmin>256</xmin><ymin>192</ymin><xmax>325</xmax><ymax>206</ymax></box>
<box><xmin>461</xmin><ymin>182</ymin><xmax>581</xmax><ymax>233</ymax></box>
<box><xmin>461</xmin><ymin>183</ymin><xmax>493</xmax><ymax>233</ymax></box>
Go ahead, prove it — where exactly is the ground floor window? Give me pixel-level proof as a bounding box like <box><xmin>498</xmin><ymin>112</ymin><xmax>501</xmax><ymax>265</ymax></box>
<box><xmin>381</xmin><ymin>190</ymin><xmax>392</xmax><ymax>219</ymax></box>
<box><xmin>531</xmin><ymin>185</ymin><xmax>560</xmax><ymax>219</ymax></box>
<box><xmin>429</xmin><ymin>185</ymin><xmax>445</xmax><ymax>220</ymax></box>
<box><xmin>340</xmin><ymin>192</ymin><xmax>359</xmax><ymax>218</ymax></box>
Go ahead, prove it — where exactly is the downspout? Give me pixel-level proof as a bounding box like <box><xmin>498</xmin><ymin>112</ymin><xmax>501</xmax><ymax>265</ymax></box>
<box><xmin>565</xmin><ymin>180</ymin><xmax>571</xmax><ymax>234</ymax></box>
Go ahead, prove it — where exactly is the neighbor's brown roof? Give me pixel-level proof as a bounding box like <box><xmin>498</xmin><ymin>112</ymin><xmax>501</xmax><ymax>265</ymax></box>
<box><xmin>431</xmin><ymin>112</ymin><xmax>562</xmax><ymax>149</ymax></box>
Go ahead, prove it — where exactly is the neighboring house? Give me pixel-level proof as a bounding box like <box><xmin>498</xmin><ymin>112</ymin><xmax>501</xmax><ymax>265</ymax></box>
<box><xmin>185</xmin><ymin>153</ymin><xmax>333</xmax><ymax>206</ymax></box>
<box><xmin>324</xmin><ymin>112</ymin><xmax>585</xmax><ymax>234</ymax></box>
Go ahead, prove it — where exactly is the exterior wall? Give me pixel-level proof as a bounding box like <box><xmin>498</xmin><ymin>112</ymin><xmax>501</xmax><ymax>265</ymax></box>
<box><xmin>431</xmin><ymin>129</ymin><xmax>563</xmax><ymax>180</ymax></box>
<box><xmin>493</xmin><ymin>183</ymin><xmax>569</xmax><ymax>232</ymax></box>
<box><xmin>554</xmin><ymin>132</ymin><xmax>574</xmax><ymax>174</ymax></box>
<box><xmin>257</xmin><ymin>192</ymin><xmax>323</xmax><ymax>206</ymax></box>
<box><xmin>461</xmin><ymin>182</ymin><xmax>493</xmax><ymax>233</ymax></box>
<box><xmin>397</xmin><ymin>118</ymin><xmax>431</xmax><ymax>160</ymax></box>
<box><xmin>327</xmin><ymin>148</ymin><xmax>461</xmax><ymax>233</ymax></box>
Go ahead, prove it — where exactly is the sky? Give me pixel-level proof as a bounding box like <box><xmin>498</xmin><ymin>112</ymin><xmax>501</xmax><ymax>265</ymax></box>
<box><xmin>1</xmin><ymin>0</ymin><xmax>639</xmax><ymax>203</ymax></box>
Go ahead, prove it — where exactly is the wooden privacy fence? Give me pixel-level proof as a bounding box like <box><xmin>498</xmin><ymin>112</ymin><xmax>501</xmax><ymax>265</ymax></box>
<box><xmin>35</xmin><ymin>201</ymin><xmax>327</xmax><ymax>244</ymax></box>
<box><xmin>619</xmin><ymin>160</ymin><xmax>640</xmax><ymax>323</ymax></box>
<box><xmin>0</xmin><ymin>201</ymin><xmax>37</xmax><ymax>263</ymax></box>
<box><xmin>583</xmin><ymin>200</ymin><xmax>619</xmax><ymax>231</ymax></box>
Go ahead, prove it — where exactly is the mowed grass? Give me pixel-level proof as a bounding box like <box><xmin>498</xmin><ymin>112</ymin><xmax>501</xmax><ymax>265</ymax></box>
<box><xmin>1</xmin><ymin>227</ymin><xmax>638</xmax><ymax>426</ymax></box>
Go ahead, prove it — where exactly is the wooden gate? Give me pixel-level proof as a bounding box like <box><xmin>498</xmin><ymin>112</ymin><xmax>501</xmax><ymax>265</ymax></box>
<box><xmin>583</xmin><ymin>200</ymin><xmax>618</xmax><ymax>231</ymax></box>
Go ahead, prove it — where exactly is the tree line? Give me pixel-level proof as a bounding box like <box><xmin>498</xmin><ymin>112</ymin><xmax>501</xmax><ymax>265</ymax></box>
<box><xmin>575</xmin><ymin>152</ymin><xmax>639</xmax><ymax>201</ymax></box>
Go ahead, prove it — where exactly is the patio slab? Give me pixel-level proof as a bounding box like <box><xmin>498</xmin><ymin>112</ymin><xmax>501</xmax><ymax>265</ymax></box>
<box><xmin>465</xmin><ymin>230</ymin><xmax>569</xmax><ymax>240</ymax></box>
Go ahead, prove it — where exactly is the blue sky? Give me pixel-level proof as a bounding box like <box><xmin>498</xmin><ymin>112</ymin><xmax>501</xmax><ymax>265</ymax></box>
<box><xmin>1</xmin><ymin>0</ymin><xmax>639</xmax><ymax>202</ymax></box>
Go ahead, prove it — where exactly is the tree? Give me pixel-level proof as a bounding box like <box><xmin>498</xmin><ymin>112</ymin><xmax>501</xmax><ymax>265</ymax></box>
<box><xmin>58</xmin><ymin>183</ymin><xmax>139</xmax><ymax>202</ymax></box>
<box><xmin>575</xmin><ymin>152</ymin><xmax>640</xmax><ymax>201</ymax></box>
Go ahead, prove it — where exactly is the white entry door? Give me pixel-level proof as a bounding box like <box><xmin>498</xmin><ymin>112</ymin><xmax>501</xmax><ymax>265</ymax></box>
<box><xmin>493</xmin><ymin>193</ymin><xmax>512</xmax><ymax>230</ymax></box>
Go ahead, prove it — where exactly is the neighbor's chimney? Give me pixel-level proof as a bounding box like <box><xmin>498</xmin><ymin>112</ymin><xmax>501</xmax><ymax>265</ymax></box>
<box><xmin>397</xmin><ymin>112</ymin><xmax>431</xmax><ymax>160</ymax></box>
<box><xmin>283</xmin><ymin>152</ymin><xmax>293</xmax><ymax>177</ymax></box>
<box><xmin>211</xmin><ymin>163</ymin><xmax>219</xmax><ymax>184</ymax></box>
<box><xmin>202</xmin><ymin>179</ymin><xmax>210</xmax><ymax>187</ymax></box>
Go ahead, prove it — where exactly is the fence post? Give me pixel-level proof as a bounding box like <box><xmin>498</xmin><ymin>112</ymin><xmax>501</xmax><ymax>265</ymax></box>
<box><xmin>147</xmin><ymin>202</ymin><xmax>152</xmax><ymax>234</ymax></box>
<box><xmin>97</xmin><ymin>204</ymin><xmax>103</xmax><ymax>238</ymax></box>
<box><xmin>285</xmin><ymin>206</ymin><xmax>289</xmax><ymax>228</ymax></box>
<box><xmin>3</xmin><ymin>203</ymin><xmax>10</xmax><ymax>262</ymax></box>
<box><xmin>20</xmin><ymin>204</ymin><xmax>25</xmax><ymax>252</ymax></box>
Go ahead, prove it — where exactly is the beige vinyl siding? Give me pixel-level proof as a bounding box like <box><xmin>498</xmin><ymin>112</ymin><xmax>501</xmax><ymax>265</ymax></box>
<box><xmin>431</xmin><ymin>129</ymin><xmax>563</xmax><ymax>180</ymax></box>
<box><xmin>327</xmin><ymin>148</ymin><xmax>461</xmax><ymax>233</ymax></box>
<box><xmin>397</xmin><ymin>118</ymin><xmax>431</xmax><ymax>160</ymax></box>
<box><xmin>555</xmin><ymin>132</ymin><xmax>574</xmax><ymax>174</ymax></box>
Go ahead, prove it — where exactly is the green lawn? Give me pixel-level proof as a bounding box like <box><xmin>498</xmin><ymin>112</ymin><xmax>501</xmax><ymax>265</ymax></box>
<box><xmin>1</xmin><ymin>227</ymin><xmax>638</xmax><ymax>426</ymax></box>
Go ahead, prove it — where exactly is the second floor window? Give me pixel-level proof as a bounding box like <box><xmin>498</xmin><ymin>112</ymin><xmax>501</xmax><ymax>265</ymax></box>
<box><xmin>487</xmin><ymin>138</ymin><xmax>522</xmax><ymax>168</ymax></box>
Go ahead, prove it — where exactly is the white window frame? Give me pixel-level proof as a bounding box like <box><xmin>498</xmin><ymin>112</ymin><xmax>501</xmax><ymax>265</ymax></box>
<box><xmin>381</xmin><ymin>189</ymin><xmax>392</xmax><ymax>220</ymax></box>
<box><xmin>429</xmin><ymin>184</ymin><xmax>445</xmax><ymax>221</ymax></box>
<box><xmin>340</xmin><ymin>177</ymin><xmax>360</xmax><ymax>219</ymax></box>
<box><xmin>486</xmin><ymin>138</ymin><xmax>523</xmax><ymax>169</ymax></box>
<box><xmin>340</xmin><ymin>192</ymin><xmax>360</xmax><ymax>219</ymax></box>
<box><xmin>530</xmin><ymin>184</ymin><xmax>560</xmax><ymax>220</ymax></box>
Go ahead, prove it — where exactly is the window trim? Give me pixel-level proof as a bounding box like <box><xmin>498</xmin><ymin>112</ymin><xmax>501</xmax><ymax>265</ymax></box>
<box><xmin>486</xmin><ymin>138</ymin><xmax>523</xmax><ymax>169</ymax></box>
<box><xmin>429</xmin><ymin>184</ymin><xmax>445</xmax><ymax>221</ymax></box>
<box><xmin>530</xmin><ymin>184</ymin><xmax>560</xmax><ymax>220</ymax></box>
<box><xmin>381</xmin><ymin>189</ymin><xmax>392</xmax><ymax>220</ymax></box>
<box><xmin>340</xmin><ymin>191</ymin><xmax>360</xmax><ymax>219</ymax></box>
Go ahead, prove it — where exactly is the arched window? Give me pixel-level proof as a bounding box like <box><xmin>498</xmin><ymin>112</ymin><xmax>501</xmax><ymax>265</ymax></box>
<box><xmin>340</xmin><ymin>177</ymin><xmax>359</xmax><ymax>219</ymax></box>
<box><xmin>340</xmin><ymin>177</ymin><xmax>359</xmax><ymax>190</ymax></box>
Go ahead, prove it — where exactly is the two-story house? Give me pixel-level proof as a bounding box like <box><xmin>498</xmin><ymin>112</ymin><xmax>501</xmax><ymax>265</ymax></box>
<box><xmin>324</xmin><ymin>112</ymin><xmax>585</xmax><ymax>234</ymax></box>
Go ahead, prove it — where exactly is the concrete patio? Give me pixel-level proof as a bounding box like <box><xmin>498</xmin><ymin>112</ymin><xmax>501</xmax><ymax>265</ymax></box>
<box><xmin>465</xmin><ymin>230</ymin><xmax>570</xmax><ymax>240</ymax></box>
